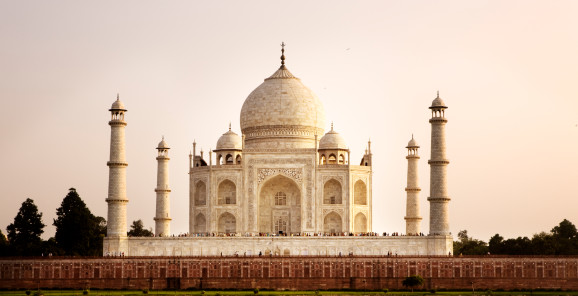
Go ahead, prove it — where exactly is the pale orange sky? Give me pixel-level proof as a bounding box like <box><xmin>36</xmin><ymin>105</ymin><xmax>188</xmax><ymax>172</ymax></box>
<box><xmin>1</xmin><ymin>1</ymin><xmax>577</xmax><ymax>242</ymax></box>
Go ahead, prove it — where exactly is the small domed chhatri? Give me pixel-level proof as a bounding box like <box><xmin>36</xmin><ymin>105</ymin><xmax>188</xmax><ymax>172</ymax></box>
<box><xmin>319</xmin><ymin>123</ymin><xmax>347</xmax><ymax>150</ymax></box>
<box><xmin>430</xmin><ymin>91</ymin><xmax>447</xmax><ymax>108</ymax></box>
<box><xmin>110</xmin><ymin>94</ymin><xmax>126</xmax><ymax>111</ymax></box>
<box><xmin>406</xmin><ymin>134</ymin><xmax>419</xmax><ymax>148</ymax></box>
<box><xmin>157</xmin><ymin>137</ymin><xmax>170</xmax><ymax>149</ymax></box>
<box><xmin>216</xmin><ymin>125</ymin><xmax>242</xmax><ymax>150</ymax></box>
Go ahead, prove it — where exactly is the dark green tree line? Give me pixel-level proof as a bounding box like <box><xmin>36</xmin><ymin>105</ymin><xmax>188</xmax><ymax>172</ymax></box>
<box><xmin>2</xmin><ymin>189</ymin><xmax>107</xmax><ymax>256</ymax></box>
<box><xmin>456</xmin><ymin>219</ymin><xmax>578</xmax><ymax>255</ymax></box>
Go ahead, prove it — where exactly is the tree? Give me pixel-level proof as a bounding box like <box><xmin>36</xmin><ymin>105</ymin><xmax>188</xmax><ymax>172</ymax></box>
<box><xmin>7</xmin><ymin>198</ymin><xmax>45</xmax><ymax>256</ymax></box>
<box><xmin>53</xmin><ymin>188</ymin><xmax>104</xmax><ymax>256</ymax></box>
<box><xmin>488</xmin><ymin>234</ymin><xmax>504</xmax><ymax>254</ymax></box>
<box><xmin>0</xmin><ymin>229</ymin><xmax>8</xmax><ymax>256</ymax></box>
<box><xmin>128</xmin><ymin>220</ymin><xmax>153</xmax><ymax>237</ymax></box>
<box><xmin>402</xmin><ymin>275</ymin><xmax>424</xmax><ymax>292</ymax></box>
<box><xmin>551</xmin><ymin>219</ymin><xmax>578</xmax><ymax>255</ymax></box>
<box><xmin>453</xmin><ymin>230</ymin><xmax>489</xmax><ymax>255</ymax></box>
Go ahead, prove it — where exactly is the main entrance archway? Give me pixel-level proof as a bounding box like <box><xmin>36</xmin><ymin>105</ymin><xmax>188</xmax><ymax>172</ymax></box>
<box><xmin>258</xmin><ymin>175</ymin><xmax>301</xmax><ymax>234</ymax></box>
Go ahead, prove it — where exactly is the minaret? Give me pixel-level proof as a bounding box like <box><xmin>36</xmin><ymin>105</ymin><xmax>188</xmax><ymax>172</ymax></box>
<box><xmin>405</xmin><ymin>135</ymin><xmax>422</xmax><ymax>235</ymax></box>
<box><xmin>428</xmin><ymin>92</ymin><xmax>451</xmax><ymax>235</ymax></box>
<box><xmin>154</xmin><ymin>137</ymin><xmax>171</xmax><ymax>237</ymax></box>
<box><xmin>106</xmin><ymin>94</ymin><xmax>128</xmax><ymax>238</ymax></box>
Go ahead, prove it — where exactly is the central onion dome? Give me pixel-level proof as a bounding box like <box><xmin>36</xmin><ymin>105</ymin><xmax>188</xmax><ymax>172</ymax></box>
<box><xmin>240</xmin><ymin>45</ymin><xmax>325</xmax><ymax>149</ymax></box>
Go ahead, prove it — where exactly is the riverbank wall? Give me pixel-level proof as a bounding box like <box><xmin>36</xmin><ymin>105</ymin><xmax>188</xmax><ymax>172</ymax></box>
<box><xmin>1</xmin><ymin>256</ymin><xmax>577</xmax><ymax>291</ymax></box>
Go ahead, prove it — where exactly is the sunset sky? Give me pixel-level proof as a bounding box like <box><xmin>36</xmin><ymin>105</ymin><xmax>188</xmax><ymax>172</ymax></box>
<box><xmin>1</xmin><ymin>1</ymin><xmax>577</xmax><ymax>242</ymax></box>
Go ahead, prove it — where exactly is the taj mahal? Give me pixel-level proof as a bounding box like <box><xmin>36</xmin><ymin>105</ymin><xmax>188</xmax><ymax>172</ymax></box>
<box><xmin>103</xmin><ymin>45</ymin><xmax>453</xmax><ymax>256</ymax></box>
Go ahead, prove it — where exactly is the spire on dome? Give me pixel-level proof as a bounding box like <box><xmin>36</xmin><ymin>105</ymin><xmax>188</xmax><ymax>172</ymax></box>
<box><xmin>331</xmin><ymin>122</ymin><xmax>334</xmax><ymax>131</ymax></box>
<box><xmin>229</xmin><ymin>122</ymin><xmax>231</xmax><ymax>131</ymax></box>
<box><xmin>280</xmin><ymin>42</ymin><xmax>286</xmax><ymax>69</ymax></box>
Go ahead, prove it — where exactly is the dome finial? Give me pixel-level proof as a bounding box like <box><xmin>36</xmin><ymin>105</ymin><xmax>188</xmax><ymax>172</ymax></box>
<box><xmin>229</xmin><ymin>122</ymin><xmax>231</xmax><ymax>131</ymax></box>
<box><xmin>280</xmin><ymin>42</ymin><xmax>286</xmax><ymax>69</ymax></box>
<box><xmin>436</xmin><ymin>90</ymin><xmax>440</xmax><ymax>98</ymax></box>
<box><xmin>331</xmin><ymin>121</ymin><xmax>334</xmax><ymax>131</ymax></box>
<box><xmin>116</xmin><ymin>93</ymin><xmax>120</xmax><ymax>100</ymax></box>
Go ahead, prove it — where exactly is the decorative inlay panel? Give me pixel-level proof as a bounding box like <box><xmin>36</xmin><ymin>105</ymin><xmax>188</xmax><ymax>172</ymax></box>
<box><xmin>258</xmin><ymin>168</ymin><xmax>303</xmax><ymax>184</ymax></box>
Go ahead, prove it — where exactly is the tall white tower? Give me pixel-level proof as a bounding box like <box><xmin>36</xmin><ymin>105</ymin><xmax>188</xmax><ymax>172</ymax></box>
<box><xmin>405</xmin><ymin>135</ymin><xmax>422</xmax><ymax>235</ymax></box>
<box><xmin>154</xmin><ymin>137</ymin><xmax>171</xmax><ymax>236</ymax></box>
<box><xmin>106</xmin><ymin>95</ymin><xmax>128</xmax><ymax>238</ymax></box>
<box><xmin>428</xmin><ymin>92</ymin><xmax>450</xmax><ymax>235</ymax></box>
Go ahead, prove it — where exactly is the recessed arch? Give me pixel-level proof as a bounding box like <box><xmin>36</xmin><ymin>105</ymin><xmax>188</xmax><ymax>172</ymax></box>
<box><xmin>218</xmin><ymin>212</ymin><xmax>236</xmax><ymax>234</ymax></box>
<box><xmin>258</xmin><ymin>174</ymin><xmax>301</xmax><ymax>234</ymax></box>
<box><xmin>323</xmin><ymin>212</ymin><xmax>342</xmax><ymax>234</ymax></box>
<box><xmin>328</xmin><ymin>154</ymin><xmax>337</xmax><ymax>164</ymax></box>
<box><xmin>218</xmin><ymin>179</ymin><xmax>236</xmax><ymax>205</ymax></box>
<box><xmin>225</xmin><ymin>154</ymin><xmax>233</xmax><ymax>164</ymax></box>
<box><xmin>195</xmin><ymin>181</ymin><xmax>207</xmax><ymax>206</ymax></box>
<box><xmin>354</xmin><ymin>180</ymin><xmax>367</xmax><ymax>205</ymax></box>
<box><xmin>195</xmin><ymin>213</ymin><xmax>206</xmax><ymax>233</ymax></box>
<box><xmin>323</xmin><ymin>179</ymin><xmax>342</xmax><ymax>204</ymax></box>
<box><xmin>354</xmin><ymin>213</ymin><xmax>367</xmax><ymax>233</ymax></box>
<box><xmin>236</xmin><ymin>155</ymin><xmax>242</xmax><ymax>164</ymax></box>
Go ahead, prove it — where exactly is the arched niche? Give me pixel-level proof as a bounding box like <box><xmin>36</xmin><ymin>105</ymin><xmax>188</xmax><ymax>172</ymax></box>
<box><xmin>218</xmin><ymin>212</ymin><xmax>236</xmax><ymax>233</ymax></box>
<box><xmin>218</xmin><ymin>179</ymin><xmax>236</xmax><ymax>205</ymax></box>
<box><xmin>258</xmin><ymin>175</ymin><xmax>301</xmax><ymax>234</ymax></box>
<box><xmin>323</xmin><ymin>179</ymin><xmax>342</xmax><ymax>204</ymax></box>
<box><xmin>195</xmin><ymin>181</ymin><xmax>207</xmax><ymax>206</ymax></box>
<box><xmin>323</xmin><ymin>212</ymin><xmax>342</xmax><ymax>233</ymax></box>
<box><xmin>195</xmin><ymin>213</ymin><xmax>206</xmax><ymax>233</ymax></box>
<box><xmin>354</xmin><ymin>180</ymin><xmax>367</xmax><ymax>205</ymax></box>
<box><xmin>354</xmin><ymin>213</ymin><xmax>367</xmax><ymax>233</ymax></box>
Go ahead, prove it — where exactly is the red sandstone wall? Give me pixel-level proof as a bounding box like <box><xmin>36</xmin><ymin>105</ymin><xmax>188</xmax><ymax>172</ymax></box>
<box><xmin>1</xmin><ymin>256</ymin><xmax>577</xmax><ymax>291</ymax></box>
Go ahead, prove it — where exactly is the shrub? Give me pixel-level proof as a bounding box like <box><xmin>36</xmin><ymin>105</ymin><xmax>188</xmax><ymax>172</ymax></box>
<box><xmin>83</xmin><ymin>289</ymin><xmax>89</xmax><ymax>295</ymax></box>
<box><xmin>25</xmin><ymin>290</ymin><xmax>31</xmax><ymax>296</ymax></box>
<box><xmin>200</xmin><ymin>290</ymin><xmax>205</xmax><ymax>295</ymax></box>
<box><xmin>142</xmin><ymin>289</ymin><xmax>149</xmax><ymax>294</ymax></box>
<box><xmin>430</xmin><ymin>289</ymin><xmax>437</xmax><ymax>294</ymax></box>
<box><xmin>382</xmin><ymin>288</ymin><xmax>388</xmax><ymax>293</ymax></box>
<box><xmin>254</xmin><ymin>288</ymin><xmax>259</xmax><ymax>294</ymax></box>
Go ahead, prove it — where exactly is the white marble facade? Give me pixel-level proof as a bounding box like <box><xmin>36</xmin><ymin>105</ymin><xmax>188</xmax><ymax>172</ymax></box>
<box><xmin>103</xmin><ymin>47</ymin><xmax>453</xmax><ymax>256</ymax></box>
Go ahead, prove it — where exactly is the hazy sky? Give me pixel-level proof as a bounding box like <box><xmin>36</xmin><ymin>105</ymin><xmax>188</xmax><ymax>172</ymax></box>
<box><xmin>1</xmin><ymin>1</ymin><xmax>577</xmax><ymax>242</ymax></box>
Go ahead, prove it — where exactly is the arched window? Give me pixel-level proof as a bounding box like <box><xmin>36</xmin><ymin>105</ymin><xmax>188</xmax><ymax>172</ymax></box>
<box><xmin>339</xmin><ymin>154</ymin><xmax>345</xmax><ymax>164</ymax></box>
<box><xmin>274</xmin><ymin>217</ymin><xmax>288</xmax><ymax>234</ymax></box>
<box><xmin>328</xmin><ymin>154</ymin><xmax>337</xmax><ymax>164</ymax></box>
<box><xmin>275</xmin><ymin>192</ymin><xmax>287</xmax><ymax>205</ymax></box>
<box><xmin>226</xmin><ymin>154</ymin><xmax>233</xmax><ymax>164</ymax></box>
<box><xmin>217</xmin><ymin>154</ymin><xmax>223</xmax><ymax>165</ymax></box>
<box><xmin>320</xmin><ymin>155</ymin><xmax>326</xmax><ymax>165</ymax></box>
<box><xmin>236</xmin><ymin>155</ymin><xmax>242</xmax><ymax>164</ymax></box>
